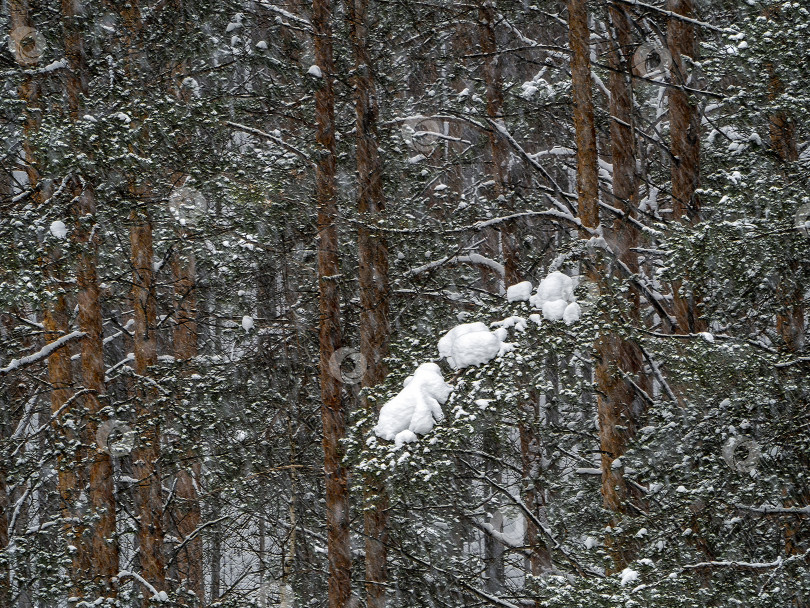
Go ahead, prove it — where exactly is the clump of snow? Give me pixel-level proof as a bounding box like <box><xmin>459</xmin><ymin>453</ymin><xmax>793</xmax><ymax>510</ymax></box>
<box><xmin>698</xmin><ymin>332</ymin><xmax>714</xmax><ymax>343</ymax></box>
<box><xmin>533</xmin><ymin>271</ymin><xmax>574</xmax><ymax>305</ymax></box>
<box><xmin>49</xmin><ymin>220</ymin><xmax>67</xmax><ymax>239</ymax></box>
<box><xmin>506</xmin><ymin>281</ymin><xmax>533</xmax><ymax>302</ymax></box>
<box><xmin>541</xmin><ymin>299</ymin><xmax>567</xmax><ymax>322</ymax></box>
<box><xmin>438</xmin><ymin>322</ymin><xmax>511</xmax><ymax>369</ymax></box>
<box><xmin>562</xmin><ymin>302</ymin><xmax>581</xmax><ymax>325</ymax></box>
<box><xmin>307</xmin><ymin>64</ymin><xmax>322</xmax><ymax>78</ymax></box>
<box><xmin>374</xmin><ymin>363</ymin><xmax>453</xmax><ymax>444</ymax></box>
<box><xmin>241</xmin><ymin>315</ymin><xmax>254</xmax><ymax>332</ymax></box>
<box><xmin>530</xmin><ymin>271</ymin><xmax>582</xmax><ymax>323</ymax></box>
<box><xmin>619</xmin><ymin>567</ymin><xmax>639</xmax><ymax>586</ymax></box>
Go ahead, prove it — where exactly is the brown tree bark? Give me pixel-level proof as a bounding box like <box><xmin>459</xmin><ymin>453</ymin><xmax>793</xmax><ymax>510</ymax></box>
<box><xmin>478</xmin><ymin>1</ymin><xmax>520</xmax><ymax>287</ymax></box>
<box><xmin>12</xmin><ymin>0</ymin><xmax>97</xmax><ymax>598</ymax></box>
<box><xmin>171</xmin><ymin>230</ymin><xmax>204</xmax><ymax>605</ymax></box>
<box><xmin>569</xmin><ymin>0</ymin><xmax>635</xmax><ymax>566</ymax></box>
<box><xmin>313</xmin><ymin>0</ymin><xmax>352</xmax><ymax>605</ymax></box>
<box><xmin>600</xmin><ymin>3</ymin><xmax>647</xmax><ymax>518</ymax></box>
<box><xmin>568</xmin><ymin>0</ymin><xmax>599</xmax><ymax>235</ymax></box>
<box><xmin>667</xmin><ymin>0</ymin><xmax>705</xmax><ymax>334</ymax></box>
<box><xmin>344</xmin><ymin>1</ymin><xmax>390</xmax><ymax>607</ymax></box>
<box><xmin>130</xmin><ymin>206</ymin><xmax>166</xmax><ymax>603</ymax></box>
<box><xmin>764</xmin><ymin>6</ymin><xmax>804</xmax><ymax>354</ymax></box>
<box><xmin>59</xmin><ymin>0</ymin><xmax>121</xmax><ymax>594</ymax></box>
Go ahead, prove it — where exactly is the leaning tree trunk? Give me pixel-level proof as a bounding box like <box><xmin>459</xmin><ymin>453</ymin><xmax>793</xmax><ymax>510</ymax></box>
<box><xmin>667</xmin><ymin>0</ymin><xmax>705</xmax><ymax>334</ymax></box>
<box><xmin>344</xmin><ymin>0</ymin><xmax>390</xmax><ymax>607</ymax></box>
<box><xmin>313</xmin><ymin>0</ymin><xmax>352</xmax><ymax>605</ymax></box>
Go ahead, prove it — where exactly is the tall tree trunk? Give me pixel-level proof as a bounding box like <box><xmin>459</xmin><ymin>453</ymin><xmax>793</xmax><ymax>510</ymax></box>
<box><xmin>112</xmin><ymin>1</ymin><xmax>166</xmax><ymax>600</ymax></box>
<box><xmin>568</xmin><ymin>0</ymin><xmax>599</xmax><ymax>235</ymax></box>
<box><xmin>12</xmin><ymin>0</ymin><xmax>96</xmax><ymax>599</ymax></box>
<box><xmin>667</xmin><ymin>0</ymin><xmax>705</xmax><ymax>334</ymax></box>
<box><xmin>569</xmin><ymin>0</ymin><xmax>634</xmax><ymax>567</ymax></box>
<box><xmin>130</xmin><ymin>207</ymin><xmax>166</xmax><ymax>603</ymax></box>
<box><xmin>59</xmin><ymin>0</ymin><xmax>120</xmax><ymax>595</ymax></box>
<box><xmin>601</xmin><ymin>2</ymin><xmax>646</xmax><ymax>515</ymax></box>
<box><xmin>171</xmin><ymin>229</ymin><xmax>204</xmax><ymax>605</ymax></box>
<box><xmin>764</xmin><ymin>7</ymin><xmax>804</xmax><ymax>354</ymax></box>
<box><xmin>313</xmin><ymin>0</ymin><xmax>351</xmax><ymax>605</ymax></box>
<box><xmin>478</xmin><ymin>1</ymin><xmax>520</xmax><ymax>287</ymax></box>
<box><xmin>344</xmin><ymin>1</ymin><xmax>390</xmax><ymax>607</ymax></box>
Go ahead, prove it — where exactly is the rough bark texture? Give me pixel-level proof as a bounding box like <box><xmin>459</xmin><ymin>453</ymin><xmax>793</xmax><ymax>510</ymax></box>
<box><xmin>601</xmin><ymin>2</ymin><xmax>646</xmax><ymax>518</ymax></box>
<box><xmin>313</xmin><ymin>0</ymin><xmax>352</xmax><ymax>605</ymax></box>
<box><xmin>764</xmin><ymin>8</ymin><xmax>804</xmax><ymax>354</ymax></box>
<box><xmin>59</xmin><ymin>0</ymin><xmax>121</xmax><ymax>593</ymax></box>
<box><xmin>345</xmin><ymin>0</ymin><xmax>390</xmax><ymax>606</ymax></box>
<box><xmin>76</xmin><ymin>183</ymin><xmax>121</xmax><ymax>599</ymax></box>
<box><xmin>172</xmin><ymin>237</ymin><xmax>204</xmax><ymax>605</ymax></box>
<box><xmin>667</xmin><ymin>0</ymin><xmax>705</xmax><ymax>334</ymax></box>
<box><xmin>519</xmin><ymin>417</ymin><xmax>553</xmax><ymax>579</ymax></box>
<box><xmin>568</xmin><ymin>0</ymin><xmax>599</xmax><ymax>234</ymax></box>
<box><xmin>478</xmin><ymin>1</ymin><xmax>520</xmax><ymax>287</ymax></box>
<box><xmin>130</xmin><ymin>207</ymin><xmax>166</xmax><ymax>603</ymax></box>
<box><xmin>569</xmin><ymin>0</ymin><xmax>634</xmax><ymax>564</ymax></box>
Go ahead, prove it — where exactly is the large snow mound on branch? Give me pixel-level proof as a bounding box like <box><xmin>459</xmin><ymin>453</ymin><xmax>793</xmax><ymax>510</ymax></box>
<box><xmin>530</xmin><ymin>271</ymin><xmax>581</xmax><ymax>324</ymax></box>
<box><xmin>438</xmin><ymin>322</ymin><xmax>510</xmax><ymax>369</ymax></box>
<box><xmin>374</xmin><ymin>363</ymin><xmax>453</xmax><ymax>446</ymax></box>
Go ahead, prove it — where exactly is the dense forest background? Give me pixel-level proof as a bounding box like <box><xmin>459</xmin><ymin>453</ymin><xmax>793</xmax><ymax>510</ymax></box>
<box><xmin>0</xmin><ymin>0</ymin><xmax>808</xmax><ymax>606</ymax></box>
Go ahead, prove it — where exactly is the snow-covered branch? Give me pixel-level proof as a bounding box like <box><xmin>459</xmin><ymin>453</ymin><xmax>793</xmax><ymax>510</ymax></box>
<box><xmin>407</xmin><ymin>253</ymin><xmax>505</xmax><ymax>278</ymax></box>
<box><xmin>0</xmin><ymin>331</ymin><xmax>85</xmax><ymax>375</ymax></box>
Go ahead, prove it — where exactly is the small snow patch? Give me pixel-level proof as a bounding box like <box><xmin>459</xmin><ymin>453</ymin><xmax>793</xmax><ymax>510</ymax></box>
<box><xmin>619</xmin><ymin>568</ymin><xmax>638</xmax><ymax>586</ymax></box>
<box><xmin>307</xmin><ymin>64</ymin><xmax>323</xmax><ymax>77</ymax></box>
<box><xmin>50</xmin><ymin>220</ymin><xmax>67</xmax><ymax>239</ymax></box>
<box><xmin>506</xmin><ymin>281</ymin><xmax>533</xmax><ymax>302</ymax></box>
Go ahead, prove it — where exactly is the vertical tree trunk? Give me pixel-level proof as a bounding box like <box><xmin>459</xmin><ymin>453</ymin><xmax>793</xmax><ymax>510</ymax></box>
<box><xmin>130</xmin><ymin>207</ymin><xmax>166</xmax><ymax>603</ymax></box>
<box><xmin>519</xmin><ymin>418</ymin><xmax>553</xmax><ymax>580</ymax></box>
<box><xmin>478</xmin><ymin>1</ymin><xmax>520</xmax><ymax>287</ymax></box>
<box><xmin>172</xmin><ymin>232</ymin><xmax>204</xmax><ymax>605</ymax></box>
<box><xmin>14</xmin><ymin>0</ymin><xmax>96</xmax><ymax>599</ymax></box>
<box><xmin>111</xmin><ymin>1</ymin><xmax>166</xmax><ymax>599</ymax></box>
<box><xmin>61</xmin><ymin>0</ymin><xmax>120</xmax><ymax>593</ymax></box>
<box><xmin>0</xmin><ymin>463</ymin><xmax>9</xmax><ymax>607</ymax></box>
<box><xmin>313</xmin><ymin>0</ymin><xmax>352</xmax><ymax>605</ymax></box>
<box><xmin>764</xmin><ymin>7</ymin><xmax>804</xmax><ymax>354</ymax></box>
<box><xmin>667</xmin><ymin>0</ymin><xmax>705</xmax><ymax>334</ymax></box>
<box><xmin>569</xmin><ymin>0</ymin><xmax>634</xmax><ymax>566</ymax></box>
<box><xmin>599</xmin><ymin>2</ymin><xmax>647</xmax><ymax>519</ymax></box>
<box><xmin>568</xmin><ymin>0</ymin><xmax>599</xmax><ymax>235</ymax></box>
<box><xmin>344</xmin><ymin>1</ymin><xmax>389</xmax><ymax>607</ymax></box>
<box><xmin>209</xmin><ymin>495</ymin><xmax>221</xmax><ymax>603</ymax></box>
